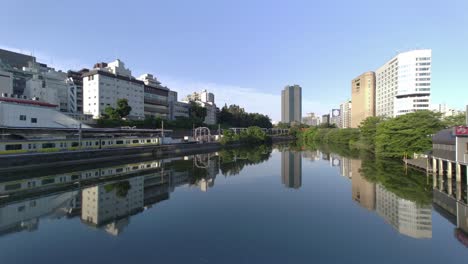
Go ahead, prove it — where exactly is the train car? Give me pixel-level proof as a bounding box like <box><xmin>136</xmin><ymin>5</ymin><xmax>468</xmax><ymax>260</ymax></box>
<box><xmin>0</xmin><ymin>136</ymin><xmax>163</xmax><ymax>154</ymax></box>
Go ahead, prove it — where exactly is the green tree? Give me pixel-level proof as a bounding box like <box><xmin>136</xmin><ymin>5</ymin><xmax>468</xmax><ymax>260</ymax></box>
<box><xmin>442</xmin><ymin>113</ymin><xmax>466</xmax><ymax>127</ymax></box>
<box><xmin>219</xmin><ymin>104</ymin><xmax>272</xmax><ymax>128</ymax></box>
<box><xmin>358</xmin><ymin>116</ymin><xmax>383</xmax><ymax>150</ymax></box>
<box><xmin>116</xmin><ymin>98</ymin><xmax>132</xmax><ymax>118</ymax></box>
<box><xmin>189</xmin><ymin>101</ymin><xmax>207</xmax><ymax>124</ymax></box>
<box><xmin>275</xmin><ymin>122</ymin><xmax>290</xmax><ymax>129</ymax></box>
<box><xmin>375</xmin><ymin>110</ymin><xmax>444</xmax><ymax>158</ymax></box>
<box><xmin>103</xmin><ymin>106</ymin><xmax>120</xmax><ymax>120</ymax></box>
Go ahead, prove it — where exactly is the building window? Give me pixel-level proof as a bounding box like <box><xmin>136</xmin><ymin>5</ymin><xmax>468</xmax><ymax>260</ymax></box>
<box><xmin>31</xmin><ymin>118</ymin><xmax>37</xmax><ymax>123</ymax></box>
<box><xmin>5</xmin><ymin>144</ymin><xmax>22</xmax><ymax>150</ymax></box>
<box><xmin>19</xmin><ymin>115</ymin><xmax>26</xmax><ymax>121</ymax></box>
<box><xmin>42</xmin><ymin>143</ymin><xmax>56</xmax><ymax>149</ymax></box>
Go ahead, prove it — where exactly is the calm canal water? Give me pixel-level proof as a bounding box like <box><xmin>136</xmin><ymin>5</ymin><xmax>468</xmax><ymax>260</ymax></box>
<box><xmin>0</xmin><ymin>144</ymin><xmax>467</xmax><ymax>263</ymax></box>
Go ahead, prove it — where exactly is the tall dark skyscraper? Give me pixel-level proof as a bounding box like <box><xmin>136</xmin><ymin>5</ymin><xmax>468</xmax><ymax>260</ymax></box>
<box><xmin>281</xmin><ymin>151</ymin><xmax>302</xmax><ymax>189</ymax></box>
<box><xmin>281</xmin><ymin>85</ymin><xmax>302</xmax><ymax>124</ymax></box>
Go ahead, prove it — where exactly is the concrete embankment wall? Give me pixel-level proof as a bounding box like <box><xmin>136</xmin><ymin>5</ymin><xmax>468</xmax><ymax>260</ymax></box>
<box><xmin>0</xmin><ymin>136</ymin><xmax>295</xmax><ymax>172</ymax></box>
<box><xmin>0</xmin><ymin>143</ymin><xmax>222</xmax><ymax>172</ymax></box>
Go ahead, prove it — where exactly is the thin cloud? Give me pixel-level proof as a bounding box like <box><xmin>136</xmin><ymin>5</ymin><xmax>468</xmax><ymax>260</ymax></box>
<box><xmin>162</xmin><ymin>77</ymin><xmax>330</xmax><ymax>122</ymax></box>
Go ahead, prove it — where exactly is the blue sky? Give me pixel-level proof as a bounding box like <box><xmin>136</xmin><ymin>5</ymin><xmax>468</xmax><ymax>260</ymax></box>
<box><xmin>1</xmin><ymin>0</ymin><xmax>467</xmax><ymax>121</ymax></box>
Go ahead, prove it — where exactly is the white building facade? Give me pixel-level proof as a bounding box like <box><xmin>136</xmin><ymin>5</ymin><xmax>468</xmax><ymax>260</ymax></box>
<box><xmin>376</xmin><ymin>49</ymin><xmax>432</xmax><ymax>117</ymax></box>
<box><xmin>83</xmin><ymin>60</ymin><xmax>144</xmax><ymax>119</ymax></box>
<box><xmin>340</xmin><ymin>100</ymin><xmax>352</xmax><ymax>128</ymax></box>
<box><xmin>302</xmin><ymin>113</ymin><xmax>321</xmax><ymax>126</ymax></box>
<box><xmin>0</xmin><ymin>96</ymin><xmax>89</xmax><ymax>128</ymax></box>
<box><xmin>431</xmin><ymin>103</ymin><xmax>464</xmax><ymax>117</ymax></box>
<box><xmin>22</xmin><ymin>65</ymin><xmax>77</xmax><ymax>113</ymax></box>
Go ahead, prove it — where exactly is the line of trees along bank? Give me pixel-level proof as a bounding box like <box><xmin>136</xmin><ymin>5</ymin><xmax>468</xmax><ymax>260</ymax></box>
<box><xmin>300</xmin><ymin>110</ymin><xmax>466</xmax><ymax>158</ymax></box>
<box><xmin>220</xmin><ymin>126</ymin><xmax>271</xmax><ymax>145</ymax></box>
<box><xmin>218</xmin><ymin>104</ymin><xmax>272</xmax><ymax>128</ymax></box>
<box><xmin>95</xmin><ymin>101</ymin><xmax>272</xmax><ymax>130</ymax></box>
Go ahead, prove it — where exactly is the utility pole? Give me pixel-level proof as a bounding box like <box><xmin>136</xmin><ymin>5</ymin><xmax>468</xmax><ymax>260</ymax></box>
<box><xmin>78</xmin><ymin>124</ymin><xmax>82</xmax><ymax>149</ymax></box>
<box><xmin>161</xmin><ymin>120</ymin><xmax>165</xmax><ymax>143</ymax></box>
<box><xmin>466</xmin><ymin>105</ymin><xmax>468</xmax><ymax>126</ymax></box>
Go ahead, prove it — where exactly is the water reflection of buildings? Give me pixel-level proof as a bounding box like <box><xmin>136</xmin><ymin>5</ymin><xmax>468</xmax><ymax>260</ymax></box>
<box><xmin>340</xmin><ymin>157</ymin><xmax>352</xmax><ymax>179</ymax></box>
<box><xmin>325</xmin><ymin>154</ymin><xmax>432</xmax><ymax>239</ymax></box>
<box><xmin>0</xmin><ymin>191</ymin><xmax>78</xmax><ymax>236</ymax></box>
<box><xmin>193</xmin><ymin>153</ymin><xmax>219</xmax><ymax>192</ymax></box>
<box><xmin>432</xmin><ymin>174</ymin><xmax>468</xmax><ymax>247</ymax></box>
<box><xmin>351</xmin><ymin>160</ymin><xmax>375</xmax><ymax>211</ymax></box>
<box><xmin>81</xmin><ymin>177</ymin><xmax>145</xmax><ymax>230</ymax></box>
<box><xmin>281</xmin><ymin>151</ymin><xmax>302</xmax><ymax>189</ymax></box>
<box><xmin>0</xmin><ymin>153</ymin><xmax>222</xmax><ymax>237</ymax></box>
<box><xmin>301</xmin><ymin>150</ymin><xmax>321</xmax><ymax>161</ymax></box>
<box><xmin>376</xmin><ymin>184</ymin><xmax>432</xmax><ymax>239</ymax></box>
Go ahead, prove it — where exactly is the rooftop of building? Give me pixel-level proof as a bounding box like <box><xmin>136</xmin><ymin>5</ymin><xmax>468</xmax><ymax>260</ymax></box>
<box><xmin>0</xmin><ymin>96</ymin><xmax>58</xmax><ymax>108</ymax></box>
<box><xmin>82</xmin><ymin>69</ymin><xmax>145</xmax><ymax>85</ymax></box>
<box><xmin>432</xmin><ymin>128</ymin><xmax>456</xmax><ymax>145</ymax></box>
<box><xmin>0</xmin><ymin>48</ymin><xmax>36</xmax><ymax>69</ymax></box>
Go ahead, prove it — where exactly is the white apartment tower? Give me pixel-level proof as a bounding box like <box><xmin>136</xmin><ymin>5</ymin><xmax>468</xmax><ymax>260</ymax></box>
<box><xmin>340</xmin><ymin>100</ymin><xmax>352</xmax><ymax>128</ymax></box>
<box><xmin>376</xmin><ymin>49</ymin><xmax>432</xmax><ymax>117</ymax></box>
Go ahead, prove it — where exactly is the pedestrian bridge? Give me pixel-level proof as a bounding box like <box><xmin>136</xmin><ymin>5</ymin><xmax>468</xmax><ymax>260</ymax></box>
<box><xmin>228</xmin><ymin>127</ymin><xmax>289</xmax><ymax>135</ymax></box>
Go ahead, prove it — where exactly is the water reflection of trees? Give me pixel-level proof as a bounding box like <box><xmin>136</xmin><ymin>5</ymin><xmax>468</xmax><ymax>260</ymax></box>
<box><xmin>303</xmin><ymin>142</ymin><xmax>432</xmax><ymax>205</ymax></box>
<box><xmin>360</xmin><ymin>158</ymin><xmax>431</xmax><ymax>205</ymax></box>
<box><xmin>219</xmin><ymin>145</ymin><xmax>272</xmax><ymax>176</ymax></box>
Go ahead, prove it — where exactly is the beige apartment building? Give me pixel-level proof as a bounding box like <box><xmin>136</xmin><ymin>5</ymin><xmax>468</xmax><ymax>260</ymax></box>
<box><xmin>351</xmin><ymin>72</ymin><xmax>375</xmax><ymax>128</ymax></box>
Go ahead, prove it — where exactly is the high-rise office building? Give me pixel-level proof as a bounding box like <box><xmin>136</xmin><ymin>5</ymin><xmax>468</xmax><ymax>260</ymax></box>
<box><xmin>351</xmin><ymin>72</ymin><xmax>375</xmax><ymax>128</ymax></box>
<box><xmin>376</xmin><ymin>49</ymin><xmax>432</xmax><ymax>117</ymax></box>
<box><xmin>330</xmin><ymin>109</ymin><xmax>341</xmax><ymax>127</ymax></box>
<box><xmin>281</xmin><ymin>85</ymin><xmax>302</xmax><ymax>124</ymax></box>
<box><xmin>322</xmin><ymin>114</ymin><xmax>330</xmax><ymax>126</ymax></box>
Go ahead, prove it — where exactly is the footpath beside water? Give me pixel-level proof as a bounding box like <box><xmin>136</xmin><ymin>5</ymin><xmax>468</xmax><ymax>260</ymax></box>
<box><xmin>0</xmin><ymin>135</ymin><xmax>294</xmax><ymax>172</ymax></box>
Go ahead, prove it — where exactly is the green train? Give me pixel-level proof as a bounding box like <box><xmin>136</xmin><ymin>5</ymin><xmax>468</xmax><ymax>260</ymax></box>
<box><xmin>0</xmin><ymin>136</ymin><xmax>162</xmax><ymax>154</ymax></box>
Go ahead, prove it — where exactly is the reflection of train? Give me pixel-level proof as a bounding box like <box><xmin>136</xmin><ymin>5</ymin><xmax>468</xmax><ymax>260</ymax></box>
<box><xmin>0</xmin><ymin>136</ymin><xmax>162</xmax><ymax>154</ymax></box>
<box><xmin>0</xmin><ymin>160</ymin><xmax>163</xmax><ymax>195</ymax></box>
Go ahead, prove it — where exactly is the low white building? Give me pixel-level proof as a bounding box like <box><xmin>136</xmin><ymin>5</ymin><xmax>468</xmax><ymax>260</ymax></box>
<box><xmin>182</xmin><ymin>89</ymin><xmax>217</xmax><ymax>125</ymax></box>
<box><xmin>302</xmin><ymin>113</ymin><xmax>321</xmax><ymax>126</ymax></box>
<box><xmin>21</xmin><ymin>63</ymin><xmax>77</xmax><ymax>113</ymax></box>
<box><xmin>431</xmin><ymin>103</ymin><xmax>464</xmax><ymax>117</ymax></box>
<box><xmin>82</xmin><ymin>60</ymin><xmax>144</xmax><ymax>119</ymax></box>
<box><xmin>0</xmin><ymin>96</ymin><xmax>89</xmax><ymax>128</ymax></box>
